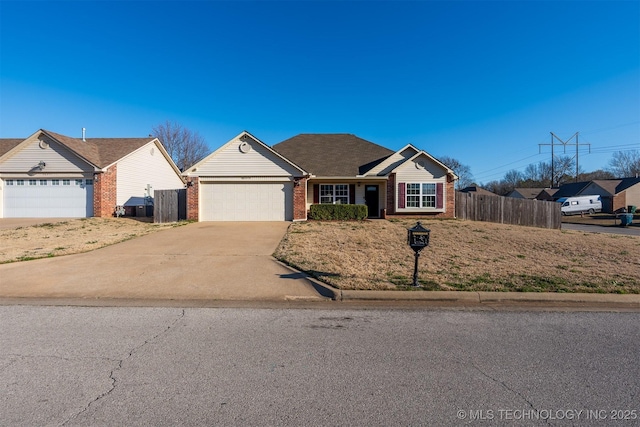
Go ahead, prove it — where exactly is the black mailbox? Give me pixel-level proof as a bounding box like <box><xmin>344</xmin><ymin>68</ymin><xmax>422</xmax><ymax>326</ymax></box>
<box><xmin>408</xmin><ymin>221</ymin><xmax>430</xmax><ymax>253</ymax></box>
<box><xmin>407</xmin><ymin>222</ymin><xmax>431</xmax><ymax>287</ymax></box>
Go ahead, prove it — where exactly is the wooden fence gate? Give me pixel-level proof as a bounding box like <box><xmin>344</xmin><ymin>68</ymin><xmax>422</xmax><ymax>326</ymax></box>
<box><xmin>455</xmin><ymin>191</ymin><xmax>561</xmax><ymax>229</ymax></box>
<box><xmin>154</xmin><ymin>189</ymin><xmax>187</xmax><ymax>223</ymax></box>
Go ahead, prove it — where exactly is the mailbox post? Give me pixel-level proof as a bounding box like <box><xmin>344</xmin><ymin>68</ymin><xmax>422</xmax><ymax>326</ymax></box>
<box><xmin>407</xmin><ymin>222</ymin><xmax>431</xmax><ymax>287</ymax></box>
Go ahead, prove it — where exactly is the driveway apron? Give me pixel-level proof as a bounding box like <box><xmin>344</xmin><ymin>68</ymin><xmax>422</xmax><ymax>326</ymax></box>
<box><xmin>0</xmin><ymin>222</ymin><xmax>324</xmax><ymax>301</ymax></box>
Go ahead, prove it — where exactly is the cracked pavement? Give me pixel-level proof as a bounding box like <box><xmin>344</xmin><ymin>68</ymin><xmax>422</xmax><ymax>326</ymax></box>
<box><xmin>1</xmin><ymin>306</ymin><xmax>639</xmax><ymax>426</ymax></box>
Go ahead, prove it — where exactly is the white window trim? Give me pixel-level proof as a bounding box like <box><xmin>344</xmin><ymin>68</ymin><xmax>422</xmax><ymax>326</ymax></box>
<box><xmin>402</xmin><ymin>182</ymin><xmax>442</xmax><ymax>210</ymax></box>
<box><xmin>319</xmin><ymin>184</ymin><xmax>349</xmax><ymax>205</ymax></box>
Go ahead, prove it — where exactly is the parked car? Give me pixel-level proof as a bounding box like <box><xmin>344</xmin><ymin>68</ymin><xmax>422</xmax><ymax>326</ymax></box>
<box><xmin>556</xmin><ymin>195</ymin><xmax>602</xmax><ymax>215</ymax></box>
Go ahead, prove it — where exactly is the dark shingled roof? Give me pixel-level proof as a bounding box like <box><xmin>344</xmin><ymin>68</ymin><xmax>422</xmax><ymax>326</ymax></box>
<box><xmin>459</xmin><ymin>186</ymin><xmax>496</xmax><ymax>196</ymax></box>
<box><xmin>554</xmin><ymin>181</ymin><xmax>592</xmax><ymax>199</ymax></box>
<box><xmin>0</xmin><ymin>139</ymin><xmax>24</xmax><ymax>157</ymax></box>
<box><xmin>509</xmin><ymin>188</ymin><xmax>546</xmax><ymax>199</ymax></box>
<box><xmin>1</xmin><ymin>130</ymin><xmax>154</xmax><ymax>168</ymax></box>
<box><xmin>272</xmin><ymin>134</ymin><xmax>394</xmax><ymax>176</ymax></box>
<box><xmin>591</xmin><ymin>177</ymin><xmax>640</xmax><ymax>195</ymax></box>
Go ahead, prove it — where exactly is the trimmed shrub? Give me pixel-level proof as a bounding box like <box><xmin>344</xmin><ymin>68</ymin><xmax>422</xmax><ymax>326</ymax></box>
<box><xmin>309</xmin><ymin>204</ymin><xmax>368</xmax><ymax>220</ymax></box>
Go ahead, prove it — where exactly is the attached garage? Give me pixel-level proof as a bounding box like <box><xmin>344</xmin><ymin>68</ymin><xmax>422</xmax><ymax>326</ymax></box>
<box><xmin>200</xmin><ymin>181</ymin><xmax>293</xmax><ymax>221</ymax></box>
<box><xmin>184</xmin><ymin>131</ymin><xmax>308</xmax><ymax>222</ymax></box>
<box><xmin>2</xmin><ymin>178</ymin><xmax>94</xmax><ymax>218</ymax></box>
<box><xmin>1</xmin><ymin>129</ymin><xmax>184</xmax><ymax>219</ymax></box>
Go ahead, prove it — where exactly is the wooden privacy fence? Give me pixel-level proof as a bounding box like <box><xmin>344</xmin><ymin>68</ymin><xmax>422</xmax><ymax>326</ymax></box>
<box><xmin>154</xmin><ymin>189</ymin><xmax>187</xmax><ymax>223</ymax></box>
<box><xmin>455</xmin><ymin>191</ymin><xmax>561</xmax><ymax>229</ymax></box>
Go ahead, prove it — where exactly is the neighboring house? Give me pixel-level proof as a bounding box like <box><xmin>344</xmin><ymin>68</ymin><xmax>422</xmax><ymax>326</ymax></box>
<box><xmin>458</xmin><ymin>186</ymin><xmax>496</xmax><ymax>196</ymax></box>
<box><xmin>0</xmin><ymin>129</ymin><xmax>184</xmax><ymax>218</ymax></box>
<box><xmin>577</xmin><ymin>178</ymin><xmax>640</xmax><ymax>213</ymax></box>
<box><xmin>551</xmin><ymin>181</ymin><xmax>592</xmax><ymax>200</ymax></box>
<box><xmin>506</xmin><ymin>188</ymin><xmax>545</xmax><ymax>199</ymax></box>
<box><xmin>182</xmin><ymin>132</ymin><xmax>458</xmax><ymax>222</ymax></box>
<box><xmin>536</xmin><ymin>188</ymin><xmax>558</xmax><ymax>201</ymax></box>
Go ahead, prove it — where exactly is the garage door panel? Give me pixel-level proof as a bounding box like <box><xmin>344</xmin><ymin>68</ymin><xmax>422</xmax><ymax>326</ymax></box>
<box><xmin>200</xmin><ymin>182</ymin><xmax>292</xmax><ymax>221</ymax></box>
<box><xmin>3</xmin><ymin>179</ymin><xmax>94</xmax><ymax>218</ymax></box>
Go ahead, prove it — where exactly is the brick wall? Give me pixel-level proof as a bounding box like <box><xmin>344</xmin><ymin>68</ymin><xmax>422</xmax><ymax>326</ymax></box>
<box><xmin>293</xmin><ymin>177</ymin><xmax>308</xmax><ymax>221</ymax></box>
<box><xmin>186</xmin><ymin>177</ymin><xmax>199</xmax><ymax>221</ymax></box>
<box><xmin>386</xmin><ymin>173</ymin><xmax>396</xmax><ymax>215</ymax></box>
<box><xmin>613</xmin><ymin>193</ymin><xmax>627</xmax><ymax>213</ymax></box>
<box><xmin>93</xmin><ymin>166</ymin><xmax>117</xmax><ymax>217</ymax></box>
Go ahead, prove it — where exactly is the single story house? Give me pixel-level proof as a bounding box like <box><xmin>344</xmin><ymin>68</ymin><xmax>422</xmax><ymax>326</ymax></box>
<box><xmin>0</xmin><ymin>129</ymin><xmax>184</xmax><ymax>218</ymax></box>
<box><xmin>506</xmin><ymin>188</ymin><xmax>546</xmax><ymax>199</ymax></box>
<box><xmin>535</xmin><ymin>188</ymin><xmax>558</xmax><ymax>201</ymax></box>
<box><xmin>183</xmin><ymin>132</ymin><xmax>457</xmax><ymax>221</ymax></box>
<box><xmin>458</xmin><ymin>186</ymin><xmax>496</xmax><ymax>196</ymax></box>
<box><xmin>550</xmin><ymin>181</ymin><xmax>592</xmax><ymax>201</ymax></box>
<box><xmin>577</xmin><ymin>177</ymin><xmax>640</xmax><ymax>213</ymax></box>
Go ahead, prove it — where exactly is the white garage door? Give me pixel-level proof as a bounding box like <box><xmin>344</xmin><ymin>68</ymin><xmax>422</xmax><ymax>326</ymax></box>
<box><xmin>200</xmin><ymin>182</ymin><xmax>293</xmax><ymax>221</ymax></box>
<box><xmin>3</xmin><ymin>178</ymin><xmax>94</xmax><ymax>218</ymax></box>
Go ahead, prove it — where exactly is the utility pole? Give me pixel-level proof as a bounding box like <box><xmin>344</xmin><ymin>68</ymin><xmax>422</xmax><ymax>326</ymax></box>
<box><xmin>539</xmin><ymin>132</ymin><xmax>591</xmax><ymax>187</ymax></box>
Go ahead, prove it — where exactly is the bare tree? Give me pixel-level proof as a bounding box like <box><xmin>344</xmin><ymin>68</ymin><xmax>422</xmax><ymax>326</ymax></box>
<box><xmin>608</xmin><ymin>150</ymin><xmax>640</xmax><ymax>178</ymax></box>
<box><xmin>438</xmin><ymin>156</ymin><xmax>473</xmax><ymax>189</ymax></box>
<box><xmin>578</xmin><ymin>169</ymin><xmax>615</xmax><ymax>181</ymax></box>
<box><xmin>503</xmin><ymin>169</ymin><xmax>524</xmax><ymax>192</ymax></box>
<box><xmin>151</xmin><ymin>121</ymin><xmax>209</xmax><ymax>171</ymax></box>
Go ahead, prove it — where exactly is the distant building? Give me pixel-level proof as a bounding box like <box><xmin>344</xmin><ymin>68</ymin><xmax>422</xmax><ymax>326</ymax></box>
<box><xmin>578</xmin><ymin>178</ymin><xmax>640</xmax><ymax>213</ymax></box>
<box><xmin>536</xmin><ymin>188</ymin><xmax>559</xmax><ymax>201</ymax></box>
<box><xmin>458</xmin><ymin>186</ymin><xmax>496</xmax><ymax>196</ymax></box>
<box><xmin>506</xmin><ymin>188</ymin><xmax>545</xmax><ymax>200</ymax></box>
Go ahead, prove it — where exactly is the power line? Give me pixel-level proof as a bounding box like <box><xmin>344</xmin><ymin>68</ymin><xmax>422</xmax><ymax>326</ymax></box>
<box><xmin>473</xmin><ymin>153</ymin><xmax>544</xmax><ymax>179</ymax></box>
<box><xmin>580</xmin><ymin>121</ymin><xmax>640</xmax><ymax>136</ymax></box>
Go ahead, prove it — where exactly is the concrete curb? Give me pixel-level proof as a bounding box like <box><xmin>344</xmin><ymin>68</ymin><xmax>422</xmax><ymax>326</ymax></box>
<box><xmin>296</xmin><ymin>270</ymin><xmax>640</xmax><ymax>306</ymax></box>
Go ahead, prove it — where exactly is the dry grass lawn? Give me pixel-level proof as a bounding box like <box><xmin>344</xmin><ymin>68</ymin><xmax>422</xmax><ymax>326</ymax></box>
<box><xmin>274</xmin><ymin>219</ymin><xmax>640</xmax><ymax>293</ymax></box>
<box><xmin>0</xmin><ymin>218</ymin><xmax>180</xmax><ymax>264</ymax></box>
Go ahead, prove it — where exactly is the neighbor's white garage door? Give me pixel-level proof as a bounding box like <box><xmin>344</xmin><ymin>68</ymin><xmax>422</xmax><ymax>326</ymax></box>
<box><xmin>200</xmin><ymin>182</ymin><xmax>293</xmax><ymax>221</ymax></box>
<box><xmin>3</xmin><ymin>178</ymin><xmax>94</xmax><ymax>218</ymax></box>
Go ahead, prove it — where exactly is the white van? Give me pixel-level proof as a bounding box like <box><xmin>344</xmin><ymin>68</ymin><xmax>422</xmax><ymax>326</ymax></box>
<box><xmin>556</xmin><ymin>195</ymin><xmax>602</xmax><ymax>215</ymax></box>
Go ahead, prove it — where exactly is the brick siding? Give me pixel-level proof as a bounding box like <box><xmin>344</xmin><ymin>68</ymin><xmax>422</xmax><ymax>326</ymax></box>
<box><xmin>93</xmin><ymin>166</ymin><xmax>117</xmax><ymax>217</ymax></box>
<box><xmin>386</xmin><ymin>173</ymin><xmax>396</xmax><ymax>215</ymax></box>
<box><xmin>613</xmin><ymin>193</ymin><xmax>628</xmax><ymax>213</ymax></box>
<box><xmin>186</xmin><ymin>177</ymin><xmax>199</xmax><ymax>221</ymax></box>
<box><xmin>293</xmin><ymin>177</ymin><xmax>308</xmax><ymax>220</ymax></box>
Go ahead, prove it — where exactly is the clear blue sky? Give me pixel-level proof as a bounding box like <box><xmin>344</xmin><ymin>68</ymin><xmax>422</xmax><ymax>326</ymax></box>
<box><xmin>1</xmin><ymin>1</ymin><xmax>639</xmax><ymax>183</ymax></box>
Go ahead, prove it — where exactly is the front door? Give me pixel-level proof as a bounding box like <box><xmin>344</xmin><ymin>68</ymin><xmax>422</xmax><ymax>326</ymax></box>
<box><xmin>364</xmin><ymin>185</ymin><xmax>379</xmax><ymax>218</ymax></box>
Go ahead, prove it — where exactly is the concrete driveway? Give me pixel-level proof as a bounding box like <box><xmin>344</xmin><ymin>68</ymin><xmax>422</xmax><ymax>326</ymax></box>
<box><xmin>0</xmin><ymin>222</ymin><xmax>326</xmax><ymax>301</ymax></box>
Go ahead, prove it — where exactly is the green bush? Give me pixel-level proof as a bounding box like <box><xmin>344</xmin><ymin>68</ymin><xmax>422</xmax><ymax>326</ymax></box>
<box><xmin>309</xmin><ymin>204</ymin><xmax>368</xmax><ymax>220</ymax></box>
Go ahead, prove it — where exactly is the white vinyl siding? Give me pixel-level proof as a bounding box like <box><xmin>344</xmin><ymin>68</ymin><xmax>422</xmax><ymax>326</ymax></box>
<box><xmin>199</xmin><ymin>182</ymin><xmax>293</xmax><ymax>221</ymax></box>
<box><xmin>395</xmin><ymin>156</ymin><xmax>448</xmax><ymax>212</ymax></box>
<box><xmin>365</xmin><ymin>146</ymin><xmax>418</xmax><ymax>176</ymax></box>
<box><xmin>0</xmin><ymin>136</ymin><xmax>94</xmax><ymax>173</ymax></box>
<box><xmin>191</xmin><ymin>138</ymin><xmax>301</xmax><ymax>177</ymax></box>
<box><xmin>116</xmin><ymin>142</ymin><xmax>184</xmax><ymax>206</ymax></box>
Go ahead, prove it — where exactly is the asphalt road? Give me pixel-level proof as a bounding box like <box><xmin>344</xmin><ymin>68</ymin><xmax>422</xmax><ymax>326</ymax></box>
<box><xmin>561</xmin><ymin>222</ymin><xmax>640</xmax><ymax>236</ymax></box>
<box><xmin>1</xmin><ymin>305</ymin><xmax>639</xmax><ymax>426</ymax></box>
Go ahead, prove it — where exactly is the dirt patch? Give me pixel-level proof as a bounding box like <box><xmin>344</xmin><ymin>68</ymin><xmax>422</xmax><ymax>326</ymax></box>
<box><xmin>274</xmin><ymin>219</ymin><xmax>640</xmax><ymax>293</ymax></box>
<box><xmin>0</xmin><ymin>218</ymin><xmax>182</xmax><ymax>263</ymax></box>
